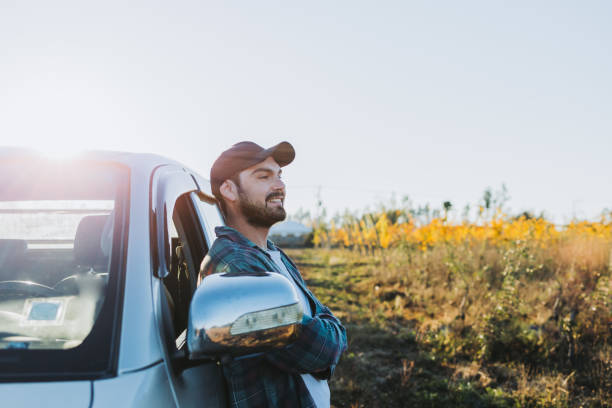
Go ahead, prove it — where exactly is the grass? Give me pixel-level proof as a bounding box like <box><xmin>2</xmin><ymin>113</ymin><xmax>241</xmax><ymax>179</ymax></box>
<box><xmin>286</xmin><ymin>238</ymin><xmax>612</xmax><ymax>408</ymax></box>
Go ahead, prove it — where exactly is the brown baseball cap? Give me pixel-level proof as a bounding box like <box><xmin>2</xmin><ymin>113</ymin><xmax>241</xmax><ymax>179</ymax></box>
<box><xmin>210</xmin><ymin>141</ymin><xmax>295</xmax><ymax>198</ymax></box>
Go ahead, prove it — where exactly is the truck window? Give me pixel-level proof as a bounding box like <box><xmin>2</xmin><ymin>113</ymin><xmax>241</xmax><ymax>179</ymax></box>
<box><xmin>191</xmin><ymin>193</ymin><xmax>225</xmax><ymax>246</ymax></box>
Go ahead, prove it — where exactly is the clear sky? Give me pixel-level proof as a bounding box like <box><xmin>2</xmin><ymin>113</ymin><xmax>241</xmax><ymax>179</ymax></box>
<box><xmin>1</xmin><ymin>1</ymin><xmax>610</xmax><ymax>222</ymax></box>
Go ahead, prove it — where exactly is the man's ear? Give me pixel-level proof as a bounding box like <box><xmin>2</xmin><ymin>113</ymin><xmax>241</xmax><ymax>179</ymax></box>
<box><xmin>220</xmin><ymin>179</ymin><xmax>238</xmax><ymax>203</ymax></box>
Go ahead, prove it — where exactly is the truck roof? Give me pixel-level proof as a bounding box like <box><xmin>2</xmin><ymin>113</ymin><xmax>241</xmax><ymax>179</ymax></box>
<box><xmin>1</xmin><ymin>146</ymin><xmax>181</xmax><ymax>171</ymax></box>
<box><xmin>0</xmin><ymin>147</ymin><xmax>212</xmax><ymax>194</ymax></box>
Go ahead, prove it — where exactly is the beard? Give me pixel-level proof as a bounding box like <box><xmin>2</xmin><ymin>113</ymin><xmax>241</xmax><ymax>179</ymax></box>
<box><xmin>237</xmin><ymin>188</ymin><xmax>286</xmax><ymax>228</ymax></box>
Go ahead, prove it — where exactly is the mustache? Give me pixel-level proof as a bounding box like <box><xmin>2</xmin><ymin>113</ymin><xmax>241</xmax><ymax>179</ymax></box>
<box><xmin>266</xmin><ymin>192</ymin><xmax>285</xmax><ymax>201</ymax></box>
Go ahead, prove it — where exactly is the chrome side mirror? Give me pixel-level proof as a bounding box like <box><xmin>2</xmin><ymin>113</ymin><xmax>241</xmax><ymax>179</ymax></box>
<box><xmin>187</xmin><ymin>272</ymin><xmax>303</xmax><ymax>360</ymax></box>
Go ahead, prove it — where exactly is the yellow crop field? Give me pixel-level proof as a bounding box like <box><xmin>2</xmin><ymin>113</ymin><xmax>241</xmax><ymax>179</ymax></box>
<box><xmin>315</xmin><ymin>212</ymin><xmax>612</xmax><ymax>253</ymax></box>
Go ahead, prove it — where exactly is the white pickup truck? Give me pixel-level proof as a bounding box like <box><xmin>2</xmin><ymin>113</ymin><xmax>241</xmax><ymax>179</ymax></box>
<box><xmin>0</xmin><ymin>149</ymin><xmax>303</xmax><ymax>407</ymax></box>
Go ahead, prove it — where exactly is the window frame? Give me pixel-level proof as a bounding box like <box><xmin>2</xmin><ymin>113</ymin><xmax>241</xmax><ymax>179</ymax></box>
<box><xmin>149</xmin><ymin>166</ymin><xmax>209</xmax><ymax>347</ymax></box>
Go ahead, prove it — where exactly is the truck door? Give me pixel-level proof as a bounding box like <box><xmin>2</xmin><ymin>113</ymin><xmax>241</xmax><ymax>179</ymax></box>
<box><xmin>151</xmin><ymin>165</ymin><xmax>227</xmax><ymax>408</ymax></box>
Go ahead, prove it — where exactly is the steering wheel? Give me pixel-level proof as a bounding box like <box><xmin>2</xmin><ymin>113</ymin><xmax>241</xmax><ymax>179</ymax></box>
<box><xmin>53</xmin><ymin>273</ymin><xmax>108</xmax><ymax>295</ymax></box>
<box><xmin>0</xmin><ymin>281</ymin><xmax>59</xmax><ymax>297</ymax></box>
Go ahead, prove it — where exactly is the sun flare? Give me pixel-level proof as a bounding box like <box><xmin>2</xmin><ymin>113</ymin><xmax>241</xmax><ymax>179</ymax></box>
<box><xmin>5</xmin><ymin>135</ymin><xmax>93</xmax><ymax>160</ymax></box>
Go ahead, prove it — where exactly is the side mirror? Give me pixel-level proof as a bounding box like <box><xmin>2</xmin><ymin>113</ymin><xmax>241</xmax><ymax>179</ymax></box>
<box><xmin>187</xmin><ymin>272</ymin><xmax>303</xmax><ymax>360</ymax></box>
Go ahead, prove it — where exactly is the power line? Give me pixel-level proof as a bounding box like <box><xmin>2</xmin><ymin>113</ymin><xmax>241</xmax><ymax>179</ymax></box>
<box><xmin>290</xmin><ymin>184</ymin><xmax>413</xmax><ymax>196</ymax></box>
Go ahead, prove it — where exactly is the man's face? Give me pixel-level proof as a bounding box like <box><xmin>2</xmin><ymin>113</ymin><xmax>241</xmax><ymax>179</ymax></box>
<box><xmin>234</xmin><ymin>156</ymin><xmax>286</xmax><ymax>228</ymax></box>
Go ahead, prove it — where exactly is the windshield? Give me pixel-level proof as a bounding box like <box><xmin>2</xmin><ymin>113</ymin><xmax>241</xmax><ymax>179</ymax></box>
<box><xmin>0</xmin><ymin>157</ymin><xmax>128</xmax><ymax>379</ymax></box>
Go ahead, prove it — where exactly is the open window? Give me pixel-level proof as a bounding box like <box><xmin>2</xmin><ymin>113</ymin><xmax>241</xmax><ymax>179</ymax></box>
<box><xmin>163</xmin><ymin>194</ymin><xmax>207</xmax><ymax>337</ymax></box>
<box><xmin>150</xmin><ymin>166</ymin><xmax>208</xmax><ymax>348</ymax></box>
<box><xmin>191</xmin><ymin>192</ymin><xmax>225</xmax><ymax>248</ymax></box>
<box><xmin>163</xmin><ymin>191</ymin><xmax>225</xmax><ymax>338</ymax></box>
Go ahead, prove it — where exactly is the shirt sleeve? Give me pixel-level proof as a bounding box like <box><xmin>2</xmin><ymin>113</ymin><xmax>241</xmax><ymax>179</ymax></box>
<box><xmin>264</xmin><ymin>300</ymin><xmax>348</xmax><ymax>379</ymax></box>
<box><xmin>199</xmin><ymin>245</ymin><xmax>267</xmax><ymax>280</ymax></box>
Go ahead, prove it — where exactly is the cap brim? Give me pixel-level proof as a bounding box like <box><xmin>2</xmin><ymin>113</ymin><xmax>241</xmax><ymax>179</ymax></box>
<box><xmin>262</xmin><ymin>141</ymin><xmax>295</xmax><ymax>167</ymax></box>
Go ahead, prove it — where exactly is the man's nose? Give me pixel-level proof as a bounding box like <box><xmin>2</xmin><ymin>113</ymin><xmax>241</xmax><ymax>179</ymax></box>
<box><xmin>273</xmin><ymin>177</ymin><xmax>285</xmax><ymax>191</ymax></box>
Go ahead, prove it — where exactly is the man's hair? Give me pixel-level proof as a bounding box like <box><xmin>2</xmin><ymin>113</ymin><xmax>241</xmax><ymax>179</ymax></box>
<box><xmin>213</xmin><ymin>173</ymin><xmax>241</xmax><ymax>218</ymax></box>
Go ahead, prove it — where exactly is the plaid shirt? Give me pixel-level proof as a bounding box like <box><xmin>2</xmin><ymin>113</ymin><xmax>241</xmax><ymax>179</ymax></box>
<box><xmin>199</xmin><ymin>226</ymin><xmax>348</xmax><ymax>408</ymax></box>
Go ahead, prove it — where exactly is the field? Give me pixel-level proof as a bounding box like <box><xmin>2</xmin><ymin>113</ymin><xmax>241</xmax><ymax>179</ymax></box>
<box><xmin>287</xmin><ymin>210</ymin><xmax>612</xmax><ymax>407</ymax></box>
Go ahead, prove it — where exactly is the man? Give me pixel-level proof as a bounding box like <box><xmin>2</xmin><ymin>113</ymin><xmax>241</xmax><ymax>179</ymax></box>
<box><xmin>200</xmin><ymin>141</ymin><xmax>347</xmax><ymax>408</ymax></box>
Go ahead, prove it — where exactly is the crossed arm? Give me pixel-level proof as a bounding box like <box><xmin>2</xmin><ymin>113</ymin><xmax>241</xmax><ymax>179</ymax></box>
<box><xmin>200</xmin><ymin>251</ymin><xmax>348</xmax><ymax>378</ymax></box>
<box><xmin>265</xmin><ymin>303</ymin><xmax>347</xmax><ymax>379</ymax></box>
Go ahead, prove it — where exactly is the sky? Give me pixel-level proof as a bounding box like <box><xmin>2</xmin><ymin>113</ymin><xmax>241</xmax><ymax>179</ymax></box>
<box><xmin>1</xmin><ymin>1</ymin><xmax>611</xmax><ymax>223</ymax></box>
